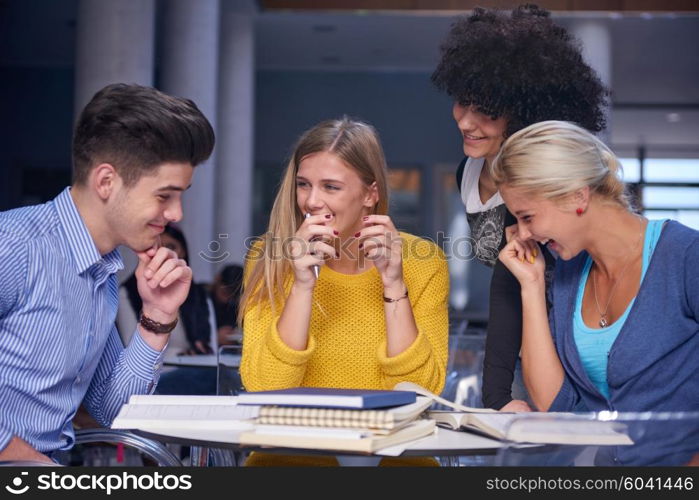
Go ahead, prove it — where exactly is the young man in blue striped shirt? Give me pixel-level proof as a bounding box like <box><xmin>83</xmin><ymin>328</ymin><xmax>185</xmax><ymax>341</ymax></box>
<box><xmin>0</xmin><ymin>83</ymin><xmax>215</xmax><ymax>463</ymax></box>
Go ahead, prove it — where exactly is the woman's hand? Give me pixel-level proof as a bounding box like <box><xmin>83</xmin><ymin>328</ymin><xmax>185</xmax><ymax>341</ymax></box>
<box><xmin>357</xmin><ymin>215</ymin><xmax>404</xmax><ymax>290</ymax></box>
<box><xmin>289</xmin><ymin>213</ymin><xmax>337</xmax><ymax>289</ymax></box>
<box><xmin>498</xmin><ymin>224</ymin><xmax>545</xmax><ymax>289</ymax></box>
<box><xmin>499</xmin><ymin>399</ymin><xmax>533</xmax><ymax>412</ymax></box>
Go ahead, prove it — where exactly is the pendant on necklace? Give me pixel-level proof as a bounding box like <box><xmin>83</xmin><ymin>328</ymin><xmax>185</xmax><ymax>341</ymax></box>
<box><xmin>599</xmin><ymin>316</ymin><xmax>609</xmax><ymax>328</ymax></box>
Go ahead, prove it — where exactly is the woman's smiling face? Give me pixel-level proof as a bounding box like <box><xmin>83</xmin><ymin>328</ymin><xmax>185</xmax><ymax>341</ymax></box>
<box><xmin>452</xmin><ymin>103</ymin><xmax>508</xmax><ymax>161</ymax></box>
<box><xmin>296</xmin><ymin>151</ymin><xmax>377</xmax><ymax>237</ymax></box>
<box><xmin>499</xmin><ymin>184</ymin><xmax>584</xmax><ymax>260</ymax></box>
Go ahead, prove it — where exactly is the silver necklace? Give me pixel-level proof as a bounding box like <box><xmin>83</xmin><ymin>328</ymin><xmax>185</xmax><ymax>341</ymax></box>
<box><xmin>591</xmin><ymin>218</ymin><xmax>644</xmax><ymax>328</ymax></box>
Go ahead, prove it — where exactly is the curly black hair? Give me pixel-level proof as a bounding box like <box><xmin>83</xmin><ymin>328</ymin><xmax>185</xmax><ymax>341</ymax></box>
<box><xmin>431</xmin><ymin>4</ymin><xmax>609</xmax><ymax>136</ymax></box>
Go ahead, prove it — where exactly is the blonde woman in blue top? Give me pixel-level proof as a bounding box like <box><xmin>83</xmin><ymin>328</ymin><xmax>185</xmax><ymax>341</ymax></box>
<box><xmin>491</xmin><ymin>121</ymin><xmax>698</xmax><ymax>465</ymax></box>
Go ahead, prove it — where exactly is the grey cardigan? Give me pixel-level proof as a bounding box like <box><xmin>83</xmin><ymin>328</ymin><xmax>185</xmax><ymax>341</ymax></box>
<box><xmin>548</xmin><ymin>221</ymin><xmax>699</xmax><ymax>464</ymax></box>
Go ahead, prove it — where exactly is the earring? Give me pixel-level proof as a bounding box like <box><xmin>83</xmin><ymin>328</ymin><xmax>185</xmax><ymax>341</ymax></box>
<box><xmin>576</xmin><ymin>207</ymin><xmax>584</xmax><ymax>216</ymax></box>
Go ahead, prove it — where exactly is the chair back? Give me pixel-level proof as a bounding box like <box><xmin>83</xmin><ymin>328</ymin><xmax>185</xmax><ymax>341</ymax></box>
<box><xmin>439</xmin><ymin>332</ymin><xmax>486</xmax><ymax>409</ymax></box>
<box><xmin>217</xmin><ymin>344</ymin><xmax>244</xmax><ymax>395</ymax></box>
<box><xmin>66</xmin><ymin>429</ymin><xmax>183</xmax><ymax>466</ymax></box>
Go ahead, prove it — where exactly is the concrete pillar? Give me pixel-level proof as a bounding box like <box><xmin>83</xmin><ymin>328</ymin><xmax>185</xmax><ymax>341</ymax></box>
<box><xmin>215</xmin><ymin>0</ymin><xmax>257</xmax><ymax>268</ymax></box>
<box><xmin>571</xmin><ymin>19</ymin><xmax>613</xmax><ymax>144</ymax></box>
<box><xmin>74</xmin><ymin>0</ymin><xmax>155</xmax><ymax>116</ymax></box>
<box><xmin>159</xmin><ymin>0</ymin><xmax>220</xmax><ymax>283</ymax></box>
<box><xmin>74</xmin><ymin>0</ymin><xmax>156</xmax><ymax>283</ymax></box>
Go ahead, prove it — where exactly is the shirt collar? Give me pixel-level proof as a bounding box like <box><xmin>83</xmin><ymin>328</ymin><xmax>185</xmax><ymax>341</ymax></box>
<box><xmin>54</xmin><ymin>187</ymin><xmax>124</xmax><ymax>275</ymax></box>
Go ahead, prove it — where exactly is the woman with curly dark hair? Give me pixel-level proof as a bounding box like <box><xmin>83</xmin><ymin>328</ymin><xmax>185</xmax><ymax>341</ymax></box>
<box><xmin>431</xmin><ymin>4</ymin><xmax>608</xmax><ymax>411</ymax></box>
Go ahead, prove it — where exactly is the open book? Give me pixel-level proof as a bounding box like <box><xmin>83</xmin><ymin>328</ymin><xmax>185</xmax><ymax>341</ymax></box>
<box><xmin>110</xmin><ymin>393</ymin><xmax>431</xmax><ymax>433</ymax></box>
<box><xmin>238</xmin><ymin>419</ymin><xmax>436</xmax><ymax>453</ymax></box>
<box><xmin>111</xmin><ymin>395</ymin><xmax>258</xmax><ymax>432</ymax></box>
<box><xmin>393</xmin><ymin>382</ymin><xmax>633</xmax><ymax>446</ymax></box>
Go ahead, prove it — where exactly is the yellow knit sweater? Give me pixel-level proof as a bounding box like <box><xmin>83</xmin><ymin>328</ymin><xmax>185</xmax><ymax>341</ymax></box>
<box><xmin>240</xmin><ymin>232</ymin><xmax>449</xmax><ymax>396</ymax></box>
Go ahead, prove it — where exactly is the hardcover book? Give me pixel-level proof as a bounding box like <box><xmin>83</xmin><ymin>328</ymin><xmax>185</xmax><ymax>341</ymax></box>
<box><xmin>237</xmin><ymin>387</ymin><xmax>416</xmax><ymax>409</ymax></box>
<box><xmin>238</xmin><ymin>419</ymin><xmax>436</xmax><ymax>453</ymax></box>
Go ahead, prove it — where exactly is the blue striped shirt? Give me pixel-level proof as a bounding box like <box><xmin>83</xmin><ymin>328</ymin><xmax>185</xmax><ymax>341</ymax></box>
<box><xmin>0</xmin><ymin>187</ymin><xmax>165</xmax><ymax>454</ymax></box>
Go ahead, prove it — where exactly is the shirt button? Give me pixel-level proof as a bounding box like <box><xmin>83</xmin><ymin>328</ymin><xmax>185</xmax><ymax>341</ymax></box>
<box><xmin>154</xmin><ymin>363</ymin><xmax>161</xmax><ymax>370</ymax></box>
<box><xmin>76</xmin><ymin>376</ymin><xmax>81</xmax><ymax>384</ymax></box>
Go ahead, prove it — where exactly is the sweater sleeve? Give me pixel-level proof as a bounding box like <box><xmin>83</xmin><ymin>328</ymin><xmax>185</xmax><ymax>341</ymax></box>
<box><xmin>239</xmin><ymin>245</ymin><xmax>318</xmax><ymax>391</ymax></box>
<box><xmin>239</xmin><ymin>297</ymin><xmax>318</xmax><ymax>392</ymax></box>
<box><xmin>377</xmin><ymin>240</ymin><xmax>449</xmax><ymax>395</ymax></box>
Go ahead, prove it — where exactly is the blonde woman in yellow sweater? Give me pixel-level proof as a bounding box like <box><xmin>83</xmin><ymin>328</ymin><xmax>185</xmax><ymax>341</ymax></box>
<box><xmin>238</xmin><ymin>118</ymin><xmax>448</xmax><ymax>465</ymax></box>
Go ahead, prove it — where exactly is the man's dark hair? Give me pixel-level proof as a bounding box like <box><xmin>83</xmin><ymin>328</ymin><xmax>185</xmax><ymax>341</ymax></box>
<box><xmin>72</xmin><ymin>83</ymin><xmax>215</xmax><ymax>186</ymax></box>
<box><xmin>431</xmin><ymin>4</ymin><xmax>609</xmax><ymax>136</ymax></box>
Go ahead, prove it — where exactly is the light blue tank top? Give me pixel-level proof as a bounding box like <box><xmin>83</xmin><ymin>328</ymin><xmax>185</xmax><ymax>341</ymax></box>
<box><xmin>573</xmin><ymin>219</ymin><xmax>666</xmax><ymax>399</ymax></box>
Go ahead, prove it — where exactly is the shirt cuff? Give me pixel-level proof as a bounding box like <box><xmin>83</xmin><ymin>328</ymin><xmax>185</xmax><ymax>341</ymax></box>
<box><xmin>123</xmin><ymin>328</ymin><xmax>167</xmax><ymax>382</ymax></box>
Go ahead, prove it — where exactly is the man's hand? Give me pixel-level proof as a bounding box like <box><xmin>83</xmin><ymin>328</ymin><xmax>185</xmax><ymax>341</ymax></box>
<box><xmin>0</xmin><ymin>436</ymin><xmax>56</xmax><ymax>465</ymax></box>
<box><xmin>135</xmin><ymin>245</ymin><xmax>192</xmax><ymax>324</ymax></box>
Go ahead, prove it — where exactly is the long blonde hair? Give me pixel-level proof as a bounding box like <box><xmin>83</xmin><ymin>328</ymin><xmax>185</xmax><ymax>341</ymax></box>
<box><xmin>490</xmin><ymin>120</ymin><xmax>630</xmax><ymax>208</ymax></box>
<box><xmin>239</xmin><ymin>117</ymin><xmax>389</xmax><ymax>324</ymax></box>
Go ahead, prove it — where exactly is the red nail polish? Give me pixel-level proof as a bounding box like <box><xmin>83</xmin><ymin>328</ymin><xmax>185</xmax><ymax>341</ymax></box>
<box><xmin>325</xmin><ymin>214</ymin><xmax>332</xmax><ymax>219</ymax></box>
<box><xmin>333</xmin><ymin>230</ymin><xmax>339</xmax><ymax>235</ymax></box>
<box><xmin>354</xmin><ymin>232</ymin><xmax>361</xmax><ymax>238</ymax></box>
<box><xmin>359</xmin><ymin>243</ymin><xmax>363</xmax><ymax>249</ymax></box>
<box><xmin>362</xmin><ymin>216</ymin><xmax>369</xmax><ymax>221</ymax></box>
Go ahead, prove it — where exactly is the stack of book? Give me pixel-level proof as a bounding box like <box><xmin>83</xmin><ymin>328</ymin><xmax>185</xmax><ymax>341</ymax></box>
<box><xmin>235</xmin><ymin>387</ymin><xmax>436</xmax><ymax>453</ymax></box>
<box><xmin>111</xmin><ymin>387</ymin><xmax>437</xmax><ymax>454</ymax></box>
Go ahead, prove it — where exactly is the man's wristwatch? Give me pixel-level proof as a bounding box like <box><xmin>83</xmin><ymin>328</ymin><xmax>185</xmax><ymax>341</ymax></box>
<box><xmin>139</xmin><ymin>311</ymin><xmax>178</xmax><ymax>334</ymax></box>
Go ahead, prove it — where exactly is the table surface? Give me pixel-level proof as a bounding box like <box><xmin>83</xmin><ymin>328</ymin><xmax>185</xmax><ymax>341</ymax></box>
<box><xmin>135</xmin><ymin>425</ymin><xmax>510</xmax><ymax>458</ymax></box>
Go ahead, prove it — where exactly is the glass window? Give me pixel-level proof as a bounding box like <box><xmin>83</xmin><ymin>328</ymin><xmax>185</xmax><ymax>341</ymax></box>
<box><xmin>644</xmin><ymin>210</ymin><xmax>699</xmax><ymax>231</ymax></box>
<box><xmin>388</xmin><ymin>167</ymin><xmax>422</xmax><ymax>236</ymax></box>
<box><xmin>642</xmin><ymin>187</ymin><xmax>699</xmax><ymax>209</ymax></box>
<box><xmin>644</xmin><ymin>159</ymin><xmax>699</xmax><ymax>183</ymax></box>
<box><xmin>619</xmin><ymin>157</ymin><xmax>640</xmax><ymax>183</ymax></box>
